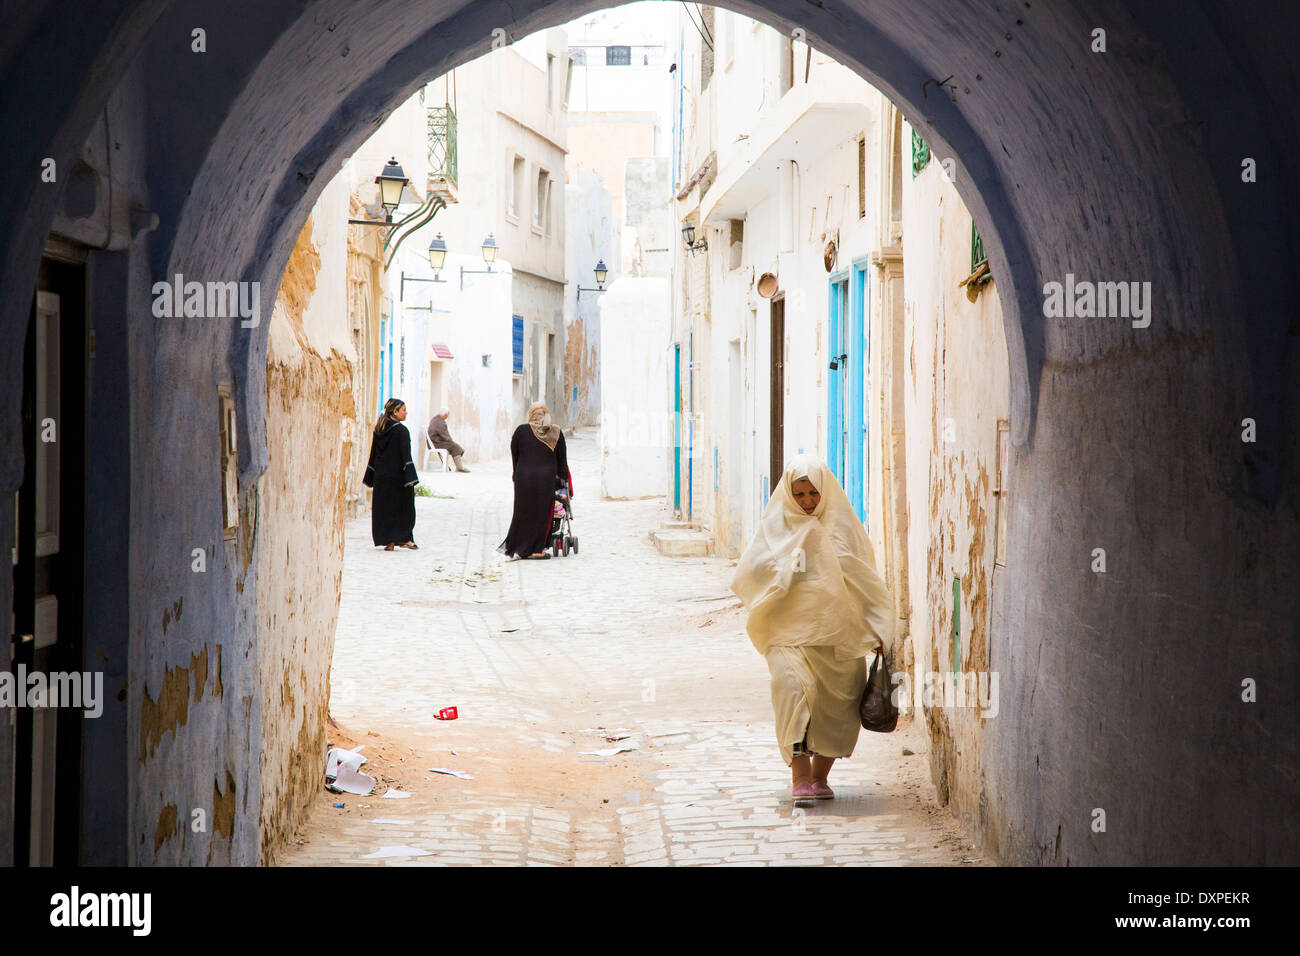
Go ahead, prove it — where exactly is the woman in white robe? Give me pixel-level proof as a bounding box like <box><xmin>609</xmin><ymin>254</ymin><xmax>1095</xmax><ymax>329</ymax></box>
<box><xmin>730</xmin><ymin>454</ymin><xmax>893</xmax><ymax>799</ymax></box>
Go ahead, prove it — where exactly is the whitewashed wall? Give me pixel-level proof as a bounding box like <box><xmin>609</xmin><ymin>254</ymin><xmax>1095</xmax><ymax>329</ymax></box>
<box><xmin>600</xmin><ymin>277</ymin><xmax>670</xmax><ymax>498</ymax></box>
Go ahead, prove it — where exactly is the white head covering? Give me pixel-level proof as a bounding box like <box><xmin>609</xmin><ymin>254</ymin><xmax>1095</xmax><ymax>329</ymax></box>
<box><xmin>730</xmin><ymin>453</ymin><xmax>893</xmax><ymax>660</ymax></box>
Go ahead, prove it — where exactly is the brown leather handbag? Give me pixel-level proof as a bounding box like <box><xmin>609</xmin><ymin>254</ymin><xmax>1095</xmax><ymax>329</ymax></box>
<box><xmin>859</xmin><ymin>648</ymin><xmax>899</xmax><ymax>732</ymax></box>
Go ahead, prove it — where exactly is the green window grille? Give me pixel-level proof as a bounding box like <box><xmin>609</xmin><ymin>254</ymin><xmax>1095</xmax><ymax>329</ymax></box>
<box><xmin>427</xmin><ymin>105</ymin><xmax>458</xmax><ymax>189</ymax></box>
<box><xmin>971</xmin><ymin>220</ymin><xmax>988</xmax><ymax>274</ymax></box>
<box><xmin>911</xmin><ymin>127</ymin><xmax>930</xmax><ymax>177</ymax></box>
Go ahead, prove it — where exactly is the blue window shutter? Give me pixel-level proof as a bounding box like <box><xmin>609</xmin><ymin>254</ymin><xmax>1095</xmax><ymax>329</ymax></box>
<box><xmin>512</xmin><ymin>315</ymin><xmax>524</xmax><ymax>374</ymax></box>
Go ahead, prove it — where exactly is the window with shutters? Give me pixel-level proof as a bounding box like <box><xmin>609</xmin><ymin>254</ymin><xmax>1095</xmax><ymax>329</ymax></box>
<box><xmin>512</xmin><ymin>316</ymin><xmax>524</xmax><ymax>375</ymax></box>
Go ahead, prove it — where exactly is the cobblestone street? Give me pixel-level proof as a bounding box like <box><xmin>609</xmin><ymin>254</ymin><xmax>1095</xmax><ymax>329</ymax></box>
<box><xmin>279</xmin><ymin>428</ymin><xmax>984</xmax><ymax>867</ymax></box>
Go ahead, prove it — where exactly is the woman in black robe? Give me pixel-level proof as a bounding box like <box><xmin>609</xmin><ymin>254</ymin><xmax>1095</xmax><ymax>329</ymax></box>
<box><xmin>363</xmin><ymin>398</ymin><xmax>419</xmax><ymax>550</ymax></box>
<box><xmin>498</xmin><ymin>401</ymin><xmax>572</xmax><ymax>559</ymax></box>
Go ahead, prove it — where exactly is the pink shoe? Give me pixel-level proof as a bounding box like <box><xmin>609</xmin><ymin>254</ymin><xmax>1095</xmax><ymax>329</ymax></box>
<box><xmin>792</xmin><ymin>780</ymin><xmax>816</xmax><ymax>800</ymax></box>
<box><xmin>810</xmin><ymin>780</ymin><xmax>834</xmax><ymax>800</ymax></box>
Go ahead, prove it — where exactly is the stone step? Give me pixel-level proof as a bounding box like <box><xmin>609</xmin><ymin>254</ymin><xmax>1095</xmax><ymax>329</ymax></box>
<box><xmin>650</xmin><ymin>528</ymin><xmax>713</xmax><ymax>557</ymax></box>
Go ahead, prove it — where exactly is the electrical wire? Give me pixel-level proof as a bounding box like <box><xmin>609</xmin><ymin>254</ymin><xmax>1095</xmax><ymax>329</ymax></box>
<box><xmin>679</xmin><ymin>1</ymin><xmax>713</xmax><ymax>52</ymax></box>
<box><xmin>693</xmin><ymin>2</ymin><xmax>715</xmax><ymax>47</ymax></box>
<box><xmin>681</xmin><ymin>4</ymin><xmax>709</xmax><ymax>52</ymax></box>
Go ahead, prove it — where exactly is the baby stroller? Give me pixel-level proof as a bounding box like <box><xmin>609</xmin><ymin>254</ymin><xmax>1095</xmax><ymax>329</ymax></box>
<box><xmin>548</xmin><ymin>479</ymin><xmax>578</xmax><ymax>557</ymax></box>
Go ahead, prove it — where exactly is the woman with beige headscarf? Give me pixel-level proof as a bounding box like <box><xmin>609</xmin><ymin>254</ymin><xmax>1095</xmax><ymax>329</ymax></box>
<box><xmin>497</xmin><ymin>401</ymin><xmax>574</xmax><ymax>559</ymax></box>
<box><xmin>731</xmin><ymin>453</ymin><xmax>893</xmax><ymax>799</ymax></box>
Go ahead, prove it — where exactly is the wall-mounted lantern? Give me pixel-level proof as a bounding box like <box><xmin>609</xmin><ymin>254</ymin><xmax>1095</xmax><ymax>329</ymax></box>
<box><xmin>576</xmin><ymin>259</ymin><xmax>609</xmax><ymax>299</ymax></box>
<box><xmin>682</xmin><ymin>221</ymin><xmax>708</xmax><ymax>254</ymax></box>
<box><xmin>348</xmin><ymin>158</ymin><xmax>453</xmax><ymax>272</ymax></box>
<box><xmin>428</xmin><ymin>233</ymin><xmax>448</xmax><ymax>275</ymax></box>
<box><xmin>376</xmin><ymin>158</ymin><xmax>409</xmax><ymax>220</ymax></box>
<box><xmin>350</xmin><ymin>158</ymin><xmax>411</xmax><ymax>227</ymax></box>
<box><xmin>400</xmin><ymin>232</ymin><xmax>450</xmax><ymax>300</ymax></box>
<box><xmin>461</xmin><ymin>234</ymin><xmax>500</xmax><ymax>289</ymax></box>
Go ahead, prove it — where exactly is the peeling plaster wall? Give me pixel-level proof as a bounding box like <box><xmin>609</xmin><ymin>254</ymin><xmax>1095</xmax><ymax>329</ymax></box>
<box><xmin>623</xmin><ymin>158</ymin><xmax>672</xmax><ymax>279</ymax></box>
<box><xmin>513</xmin><ymin>270</ymin><xmax>567</xmax><ymax>423</ymax></box>
<box><xmin>256</xmin><ymin>201</ymin><xmax>356</xmax><ymax>863</ymax></box>
<box><xmin>901</xmin><ymin>143</ymin><xmax>1009</xmax><ymax>845</ymax></box>
<box><xmin>564</xmin><ymin>167</ymin><xmax>614</xmax><ymax>428</ymax></box>
<box><xmin>343</xmin><ymin>212</ymin><xmax>386</xmax><ymax>513</ymax></box>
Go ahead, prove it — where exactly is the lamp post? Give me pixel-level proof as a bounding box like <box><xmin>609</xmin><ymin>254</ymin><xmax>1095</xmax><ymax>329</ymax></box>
<box><xmin>461</xmin><ymin>234</ymin><xmax>500</xmax><ymax>289</ymax></box>
<box><xmin>682</xmin><ymin>221</ymin><xmax>708</xmax><ymax>254</ymax></box>
<box><xmin>576</xmin><ymin>259</ymin><xmax>609</xmax><ymax>299</ymax></box>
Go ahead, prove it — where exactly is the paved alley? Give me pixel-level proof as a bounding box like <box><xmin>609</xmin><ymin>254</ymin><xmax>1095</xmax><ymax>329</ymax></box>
<box><xmin>278</xmin><ymin>428</ymin><xmax>984</xmax><ymax>867</ymax></box>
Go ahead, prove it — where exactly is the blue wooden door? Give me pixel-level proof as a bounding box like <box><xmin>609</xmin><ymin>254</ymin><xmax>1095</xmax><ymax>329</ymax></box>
<box><xmin>849</xmin><ymin>263</ymin><xmax>869</xmax><ymax>522</ymax></box>
<box><xmin>673</xmin><ymin>343</ymin><xmax>681</xmax><ymax>513</ymax></box>
<box><xmin>827</xmin><ymin>277</ymin><xmax>849</xmax><ymax>486</ymax></box>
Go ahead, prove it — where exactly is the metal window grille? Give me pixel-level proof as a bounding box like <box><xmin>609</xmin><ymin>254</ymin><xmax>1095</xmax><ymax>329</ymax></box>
<box><xmin>427</xmin><ymin>106</ymin><xmax>458</xmax><ymax>189</ymax></box>
<box><xmin>605</xmin><ymin>45</ymin><xmax>630</xmax><ymax>66</ymax></box>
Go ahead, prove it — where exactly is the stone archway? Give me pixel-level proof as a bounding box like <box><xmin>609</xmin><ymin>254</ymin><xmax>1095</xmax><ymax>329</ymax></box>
<box><xmin>0</xmin><ymin>0</ymin><xmax>1296</xmax><ymax>865</ymax></box>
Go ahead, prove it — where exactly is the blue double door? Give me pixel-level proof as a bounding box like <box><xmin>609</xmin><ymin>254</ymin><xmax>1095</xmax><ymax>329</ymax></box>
<box><xmin>827</xmin><ymin>265</ymin><xmax>868</xmax><ymax>522</ymax></box>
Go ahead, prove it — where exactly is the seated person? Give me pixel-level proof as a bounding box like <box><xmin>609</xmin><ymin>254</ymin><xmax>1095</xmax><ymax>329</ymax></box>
<box><xmin>427</xmin><ymin>406</ymin><xmax>470</xmax><ymax>472</ymax></box>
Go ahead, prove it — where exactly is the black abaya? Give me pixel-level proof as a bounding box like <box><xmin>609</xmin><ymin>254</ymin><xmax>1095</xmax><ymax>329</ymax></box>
<box><xmin>498</xmin><ymin>424</ymin><xmax>570</xmax><ymax>557</ymax></box>
<box><xmin>364</xmin><ymin>422</ymin><xmax>419</xmax><ymax>546</ymax></box>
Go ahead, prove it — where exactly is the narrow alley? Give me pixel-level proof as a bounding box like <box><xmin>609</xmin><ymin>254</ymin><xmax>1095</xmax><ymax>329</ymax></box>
<box><xmin>280</xmin><ymin>429</ymin><xmax>981</xmax><ymax>867</ymax></box>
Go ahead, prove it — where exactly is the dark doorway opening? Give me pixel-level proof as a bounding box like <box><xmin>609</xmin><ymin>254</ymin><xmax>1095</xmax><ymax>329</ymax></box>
<box><xmin>769</xmin><ymin>295</ymin><xmax>785</xmax><ymax>486</ymax></box>
<box><xmin>11</xmin><ymin>242</ymin><xmax>88</xmax><ymax>866</ymax></box>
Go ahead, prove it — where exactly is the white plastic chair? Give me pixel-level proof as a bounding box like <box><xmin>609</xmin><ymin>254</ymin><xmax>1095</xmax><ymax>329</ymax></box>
<box><xmin>423</xmin><ymin>430</ymin><xmax>454</xmax><ymax>472</ymax></box>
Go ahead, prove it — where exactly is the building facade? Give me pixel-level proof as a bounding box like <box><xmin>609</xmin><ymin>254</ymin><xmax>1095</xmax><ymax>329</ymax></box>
<box><xmin>427</xmin><ymin>29</ymin><xmax>572</xmax><ymax>428</ymax></box>
<box><xmin>668</xmin><ymin>5</ymin><xmax>1011</xmax><ymax>844</ymax></box>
